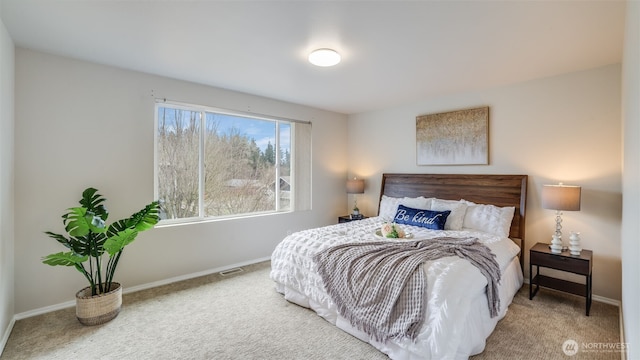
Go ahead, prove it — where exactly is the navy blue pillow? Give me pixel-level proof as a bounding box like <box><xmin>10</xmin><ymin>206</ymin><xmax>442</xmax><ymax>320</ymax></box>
<box><xmin>393</xmin><ymin>205</ymin><xmax>451</xmax><ymax>230</ymax></box>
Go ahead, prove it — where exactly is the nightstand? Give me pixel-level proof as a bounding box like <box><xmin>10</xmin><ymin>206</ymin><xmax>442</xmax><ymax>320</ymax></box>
<box><xmin>529</xmin><ymin>242</ymin><xmax>593</xmax><ymax>315</ymax></box>
<box><xmin>338</xmin><ymin>215</ymin><xmax>368</xmax><ymax>223</ymax></box>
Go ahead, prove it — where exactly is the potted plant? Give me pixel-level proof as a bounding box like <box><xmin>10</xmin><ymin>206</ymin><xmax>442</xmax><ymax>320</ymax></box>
<box><xmin>42</xmin><ymin>187</ymin><xmax>160</xmax><ymax>325</ymax></box>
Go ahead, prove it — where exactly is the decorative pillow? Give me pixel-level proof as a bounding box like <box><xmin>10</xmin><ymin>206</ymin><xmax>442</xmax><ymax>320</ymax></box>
<box><xmin>378</xmin><ymin>196</ymin><xmax>432</xmax><ymax>221</ymax></box>
<box><xmin>430</xmin><ymin>199</ymin><xmax>468</xmax><ymax>230</ymax></box>
<box><xmin>462</xmin><ymin>200</ymin><xmax>515</xmax><ymax>238</ymax></box>
<box><xmin>393</xmin><ymin>205</ymin><xmax>450</xmax><ymax>230</ymax></box>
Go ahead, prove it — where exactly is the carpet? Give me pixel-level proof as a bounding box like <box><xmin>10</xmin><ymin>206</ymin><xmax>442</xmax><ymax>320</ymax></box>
<box><xmin>1</xmin><ymin>261</ymin><xmax>621</xmax><ymax>360</ymax></box>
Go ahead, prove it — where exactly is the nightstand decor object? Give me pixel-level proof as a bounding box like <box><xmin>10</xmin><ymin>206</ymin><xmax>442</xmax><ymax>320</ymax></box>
<box><xmin>346</xmin><ymin>177</ymin><xmax>365</xmax><ymax>217</ymax></box>
<box><xmin>550</xmin><ymin>234</ymin><xmax>563</xmax><ymax>254</ymax></box>
<box><xmin>569</xmin><ymin>232</ymin><xmax>582</xmax><ymax>255</ymax></box>
<box><xmin>541</xmin><ymin>183</ymin><xmax>581</xmax><ymax>253</ymax></box>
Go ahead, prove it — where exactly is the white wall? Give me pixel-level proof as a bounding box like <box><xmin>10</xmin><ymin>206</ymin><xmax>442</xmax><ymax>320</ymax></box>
<box><xmin>13</xmin><ymin>48</ymin><xmax>348</xmax><ymax>313</ymax></box>
<box><xmin>622</xmin><ymin>0</ymin><xmax>639</xmax><ymax>356</ymax></box>
<box><xmin>0</xmin><ymin>12</ymin><xmax>14</xmax><ymax>352</ymax></box>
<box><xmin>348</xmin><ymin>65</ymin><xmax>622</xmax><ymax>301</ymax></box>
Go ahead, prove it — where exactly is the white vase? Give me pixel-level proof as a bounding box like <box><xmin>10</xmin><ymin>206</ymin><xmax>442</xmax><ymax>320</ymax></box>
<box><xmin>569</xmin><ymin>232</ymin><xmax>582</xmax><ymax>255</ymax></box>
<box><xmin>550</xmin><ymin>234</ymin><xmax>563</xmax><ymax>254</ymax></box>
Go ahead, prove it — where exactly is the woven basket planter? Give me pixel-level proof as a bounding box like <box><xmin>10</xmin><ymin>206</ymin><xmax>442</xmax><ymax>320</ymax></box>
<box><xmin>75</xmin><ymin>282</ymin><xmax>122</xmax><ymax>326</ymax></box>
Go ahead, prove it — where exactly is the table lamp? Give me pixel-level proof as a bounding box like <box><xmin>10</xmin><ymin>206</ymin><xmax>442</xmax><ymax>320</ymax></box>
<box><xmin>346</xmin><ymin>178</ymin><xmax>365</xmax><ymax>219</ymax></box>
<box><xmin>541</xmin><ymin>183</ymin><xmax>581</xmax><ymax>254</ymax></box>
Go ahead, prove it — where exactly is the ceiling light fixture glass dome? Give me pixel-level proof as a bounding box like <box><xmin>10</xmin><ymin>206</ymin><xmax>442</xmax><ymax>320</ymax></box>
<box><xmin>308</xmin><ymin>48</ymin><xmax>341</xmax><ymax>67</ymax></box>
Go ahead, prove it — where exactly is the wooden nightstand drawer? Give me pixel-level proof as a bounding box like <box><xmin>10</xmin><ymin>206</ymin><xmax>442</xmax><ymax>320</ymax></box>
<box><xmin>530</xmin><ymin>251</ymin><xmax>589</xmax><ymax>275</ymax></box>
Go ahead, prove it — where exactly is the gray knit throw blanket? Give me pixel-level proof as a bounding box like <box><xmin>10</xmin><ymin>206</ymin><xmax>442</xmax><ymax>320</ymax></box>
<box><xmin>312</xmin><ymin>237</ymin><xmax>501</xmax><ymax>342</ymax></box>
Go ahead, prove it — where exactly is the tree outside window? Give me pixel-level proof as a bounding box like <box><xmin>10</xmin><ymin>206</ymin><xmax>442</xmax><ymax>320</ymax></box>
<box><xmin>156</xmin><ymin>104</ymin><xmax>297</xmax><ymax>222</ymax></box>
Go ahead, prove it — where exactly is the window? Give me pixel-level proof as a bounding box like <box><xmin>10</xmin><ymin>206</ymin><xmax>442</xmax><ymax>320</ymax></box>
<box><xmin>155</xmin><ymin>102</ymin><xmax>311</xmax><ymax>223</ymax></box>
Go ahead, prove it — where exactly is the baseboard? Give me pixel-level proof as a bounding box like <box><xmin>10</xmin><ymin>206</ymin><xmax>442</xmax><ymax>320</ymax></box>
<box><xmin>14</xmin><ymin>300</ymin><xmax>75</xmax><ymax>320</ymax></box>
<box><xmin>619</xmin><ymin>305</ymin><xmax>626</xmax><ymax>360</ymax></box>
<box><xmin>123</xmin><ymin>256</ymin><xmax>271</xmax><ymax>294</ymax></box>
<box><xmin>14</xmin><ymin>256</ymin><xmax>272</xmax><ymax>321</ymax></box>
<box><xmin>0</xmin><ymin>316</ymin><xmax>16</xmax><ymax>357</ymax></box>
<box><xmin>592</xmin><ymin>294</ymin><xmax>622</xmax><ymax>307</ymax></box>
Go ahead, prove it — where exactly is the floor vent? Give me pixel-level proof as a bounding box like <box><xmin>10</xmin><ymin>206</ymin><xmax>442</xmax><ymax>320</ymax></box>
<box><xmin>219</xmin><ymin>267</ymin><xmax>244</xmax><ymax>276</ymax></box>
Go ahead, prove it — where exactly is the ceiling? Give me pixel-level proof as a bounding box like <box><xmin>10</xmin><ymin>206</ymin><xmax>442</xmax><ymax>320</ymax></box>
<box><xmin>0</xmin><ymin>1</ymin><xmax>626</xmax><ymax>115</ymax></box>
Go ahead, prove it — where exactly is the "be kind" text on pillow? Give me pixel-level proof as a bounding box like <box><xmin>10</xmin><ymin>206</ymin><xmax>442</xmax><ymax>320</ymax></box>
<box><xmin>393</xmin><ymin>205</ymin><xmax>451</xmax><ymax>230</ymax></box>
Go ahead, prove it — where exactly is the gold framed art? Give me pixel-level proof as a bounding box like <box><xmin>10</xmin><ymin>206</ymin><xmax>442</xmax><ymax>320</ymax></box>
<box><xmin>416</xmin><ymin>106</ymin><xmax>489</xmax><ymax>165</ymax></box>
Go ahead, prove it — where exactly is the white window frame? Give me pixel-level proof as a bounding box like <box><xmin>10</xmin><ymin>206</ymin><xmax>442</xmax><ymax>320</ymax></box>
<box><xmin>154</xmin><ymin>100</ymin><xmax>309</xmax><ymax>225</ymax></box>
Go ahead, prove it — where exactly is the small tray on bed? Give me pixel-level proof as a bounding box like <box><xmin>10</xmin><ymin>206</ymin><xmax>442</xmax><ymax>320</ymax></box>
<box><xmin>374</xmin><ymin>228</ymin><xmax>414</xmax><ymax>239</ymax></box>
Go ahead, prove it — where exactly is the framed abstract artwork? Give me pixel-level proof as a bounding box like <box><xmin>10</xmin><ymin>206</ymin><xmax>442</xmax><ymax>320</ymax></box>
<box><xmin>416</xmin><ymin>106</ymin><xmax>489</xmax><ymax>165</ymax></box>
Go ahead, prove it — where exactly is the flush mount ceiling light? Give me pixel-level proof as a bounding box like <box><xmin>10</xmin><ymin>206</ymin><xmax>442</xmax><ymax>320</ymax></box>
<box><xmin>308</xmin><ymin>48</ymin><xmax>341</xmax><ymax>67</ymax></box>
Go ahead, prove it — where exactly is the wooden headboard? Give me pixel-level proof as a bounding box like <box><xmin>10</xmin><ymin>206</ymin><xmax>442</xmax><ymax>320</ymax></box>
<box><xmin>379</xmin><ymin>173</ymin><xmax>528</xmax><ymax>269</ymax></box>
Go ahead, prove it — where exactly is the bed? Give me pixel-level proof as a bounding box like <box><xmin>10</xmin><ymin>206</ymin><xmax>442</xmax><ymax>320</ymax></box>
<box><xmin>270</xmin><ymin>173</ymin><xmax>528</xmax><ymax>360</ymax></box>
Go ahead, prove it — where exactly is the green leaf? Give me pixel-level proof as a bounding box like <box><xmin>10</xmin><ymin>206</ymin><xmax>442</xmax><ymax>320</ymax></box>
<box><xmin>45</xmin><ymin>231</ymin><xmax>73</xmax><ymax>250</ymax></box>
<box><xmin>63</xmin><ymin>207</ymin><xmax>90</xmax><ymax>237</ymax></box>
<box><xmin>42</xmin><ymin>251</ymin><xmax>88</xmax><ymax>267</ymax></box>
<box><xmin>63</xmin><ymin>233</ymin><xmax>106</xmax><ymax>257</ymax></box>
<box><xmin>103</xmin><ymin>228</ymin><xmax>138</xmax><ymax>256</ymax></box>
<box><xmin>80</xmin><ymin>188</ymin><xmax>108</xmax><ymax>221</ymax></box>
<box><xmin>106</xmin><ymin>219</ymin><xmax>129</xmax><ymax>238</ymax></box>
<box><xmin>127</xmin><ymin>201</ymin><xmax>160</xmax><ymax>231</ymax></box>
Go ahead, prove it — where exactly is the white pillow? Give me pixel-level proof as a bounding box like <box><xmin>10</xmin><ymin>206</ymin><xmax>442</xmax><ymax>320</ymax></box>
<box><xmin>378</xmin><ymin>196</ymin><xmax>433</xmax><ymax>221</ymax></box>
<box><xmin>462</xmin><ymin>201</ymin><xmax>515</xmax><ymax>238</ymax></box>
<box><xmin>401</xmin><ymin>196</ymin><xmax>433</xmax><ymax>211</ymax></box>
<box><xmin>378</xmin><ymin>195</ymin><xmax>402</xmax><ymax>220</ymax></box>
<box><xmin>430</xmin><ymin>199</ymin><xmax>467</xmax><ymax>230</ymax></box>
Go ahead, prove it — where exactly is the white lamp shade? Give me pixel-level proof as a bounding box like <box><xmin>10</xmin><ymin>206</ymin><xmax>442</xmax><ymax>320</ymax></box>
<box><xmin>542</xmin><ymin>184</ymin><xmax>581</xmax><ymax>211</ymax></box>
<box><xmin>346</xmin><ymin>179</ymin><xmax>365</xmax><ymax>194</ymax></box>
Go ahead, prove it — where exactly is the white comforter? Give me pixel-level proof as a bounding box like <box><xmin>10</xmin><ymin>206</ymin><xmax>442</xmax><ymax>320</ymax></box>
<box><xmin>270</xmin><ymin>217</ymin><xmax>523</xmax><ymax>360</ymax></box>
